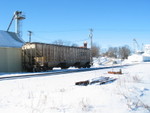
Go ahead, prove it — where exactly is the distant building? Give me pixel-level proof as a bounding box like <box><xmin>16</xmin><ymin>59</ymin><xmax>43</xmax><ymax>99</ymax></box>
<box><xmin>0</xmin><ymin>30</ymin><xmax>24</xmax><ymax>72</ymax></box>
<box><xmin>144</xmin><ymin>44</ymin><xmax>150</xmax><ymax>55</ymax></box>
<box><xmin>142</xmin><ymin>44</ymin><xmax>150</xmax><ymax>62</ymax></box>
<box><xmin>128</xmin><ymin>44</ymin><xmax>150</xmax><ymax>62</ymax></box>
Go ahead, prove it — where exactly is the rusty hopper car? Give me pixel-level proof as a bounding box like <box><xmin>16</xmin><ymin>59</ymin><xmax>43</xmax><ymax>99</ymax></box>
<box><xmin>22</xmin><ymin>42</ymin><xmax>91</xmax><ymax>72</ymax></box>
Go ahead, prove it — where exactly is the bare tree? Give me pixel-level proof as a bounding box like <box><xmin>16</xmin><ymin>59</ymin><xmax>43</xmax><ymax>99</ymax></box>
<box><xmin>118</xmin><ymin>45</ymin><xmax>131</xmax><ymax>59</ymax></box>
<box><xmin>91</xmin><ymin>43</ymin><xmax>100</xmax><ymax>57</ymax></box>
<box><xmin>53</xmin><ymin>39</ymin><xmax>64</xmax><ymax>45</ymax></box>
<box><xmin>53</xmin><ymin>39</ymin><xmax>78</xmax><ymax>47</ymax></box>
<box><xmin>72</xmin><ymin>43</ymin><xmax>78</xmax><ymax>47</ymax></box>
<box><xmin>102</xmin><ymin>45</ymin><xmax>131</xmax><ymax>59</ymax></box>
<box><xmin>104</xmin><ymin>47</ymin><xmax>118</xmax><ymax>58</ymax></box>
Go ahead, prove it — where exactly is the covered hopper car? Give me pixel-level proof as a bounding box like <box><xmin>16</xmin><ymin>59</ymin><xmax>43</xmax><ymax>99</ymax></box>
<box><xmin>22</xmin><ymin>42</ymin><xmax>91</xmax><ymax>72</ymax></box>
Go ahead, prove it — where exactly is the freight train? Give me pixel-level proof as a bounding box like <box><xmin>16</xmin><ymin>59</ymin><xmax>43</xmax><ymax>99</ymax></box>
<box><xmin>22</xmin><ymin>42</ymin><xmax>91</xmax><ymax>72</ymax></box>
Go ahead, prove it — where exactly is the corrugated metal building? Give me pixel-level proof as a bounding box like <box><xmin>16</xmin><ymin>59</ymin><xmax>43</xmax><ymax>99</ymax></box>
<box><xmin>0</xmin><ymin>30</ymin><xmax>24</xmax><ymax>72</ymax></box>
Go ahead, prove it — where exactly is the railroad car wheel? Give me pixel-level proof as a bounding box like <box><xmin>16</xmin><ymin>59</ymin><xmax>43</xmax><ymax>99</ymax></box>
<box><xmin>86</xmin><ymin>65</ymin><xmax>91</xmax><ymax>68</ymax></box>
<box><xmin>61</xmin><ymin>66</ymin><xmax>69</xmax><ymax>69</ymax></box>
<box><xmin>48</xmin><ymin>67</ymin><xmax>53</xmax><ymax>70</ymax></box>
<box><xmin>85</xmin><ymin>62</ymin><xmax>91</xmax><ymax>68</ymax></box>
<box><xmin>78</xmin><ymin>66</ymin><xmax>81</xmax><ymax>69</ymax></box>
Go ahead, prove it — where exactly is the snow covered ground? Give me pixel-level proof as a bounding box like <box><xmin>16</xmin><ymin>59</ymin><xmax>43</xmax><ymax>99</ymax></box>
<box><xmin>0</xmin><ymin>62</ymin><xmax>150</xmax><ymax>113</ymax></box>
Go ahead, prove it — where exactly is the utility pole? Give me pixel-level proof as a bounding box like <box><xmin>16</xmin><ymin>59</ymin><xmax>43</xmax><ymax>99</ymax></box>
<box><xmin>28</xmin><ymin>31</ymin><xmax>32</xmax><ymax>43</ymax></box>
<box><xmin>89</xmin><ymin>28</ymin><xmax>93</xmax><ymax>49</ymax></box>
<box><xmin>89</xmin><ymin>28</ymin><xmax>93</xmax><ymax>65</ymax></box>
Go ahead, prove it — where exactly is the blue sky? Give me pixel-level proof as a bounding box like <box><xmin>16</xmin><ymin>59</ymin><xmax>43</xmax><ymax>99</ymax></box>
<box><xmin>0</xmin><ymin>0</ymin><xmax>150</xmax><ymax>49</ymax></box>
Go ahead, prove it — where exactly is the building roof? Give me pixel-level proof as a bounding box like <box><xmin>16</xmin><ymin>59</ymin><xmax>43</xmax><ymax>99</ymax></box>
<box><xmin>0</xmin><ymin>30</ymin><xmax>24</xmax><ymax>48</ymax></box>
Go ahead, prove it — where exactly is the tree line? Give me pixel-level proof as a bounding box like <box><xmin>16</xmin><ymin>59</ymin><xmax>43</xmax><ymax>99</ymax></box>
<box><xmin>92</xmin><ymin>44</ymin><xmax>131</xmax><ymax>59</ymax></box>
<box><xmin>53</xmin><ymin>39</ymin><xmax>131</xmax><ymax>59</ymax></box>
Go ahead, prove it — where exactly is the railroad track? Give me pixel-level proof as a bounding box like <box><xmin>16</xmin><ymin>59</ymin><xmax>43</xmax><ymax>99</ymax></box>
<box><xmin>0</xmin><ymin>64</ymin><xmax>131</xmax><ymax>81</ymax></box>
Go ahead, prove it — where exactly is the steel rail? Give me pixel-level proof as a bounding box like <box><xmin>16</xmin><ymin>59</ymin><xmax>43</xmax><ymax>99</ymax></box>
<box><xmin>0</xmin><ymin>64</ymin><xmax>131</xmax><ymax>81</ymax></box>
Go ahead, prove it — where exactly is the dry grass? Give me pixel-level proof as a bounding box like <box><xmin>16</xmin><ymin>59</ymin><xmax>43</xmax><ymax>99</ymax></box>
<box><xmin>116</xmin><ymin>73</ymin><xmax>149</xmax><ymax>112</ymax></box>
<box><xmin>123</xmin><ymin>94</ymin><xmax>150</xmax><ymax>112</ymax></box>
<box><xmin>79</xmin><ymin>98</ymin><xmax>93</xmax><ymax>112</ymax></box>
<box><xmin>132</xmin><ymin>75</ymin><xmax>143</xmax><ymax>83</ymax></box>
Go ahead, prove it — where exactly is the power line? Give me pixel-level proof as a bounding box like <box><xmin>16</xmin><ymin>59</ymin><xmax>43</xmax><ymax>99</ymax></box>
<box><xmin>33</xmin><ymin>29</ymin><xmax>88</xmax><ymax>34</ymax></box>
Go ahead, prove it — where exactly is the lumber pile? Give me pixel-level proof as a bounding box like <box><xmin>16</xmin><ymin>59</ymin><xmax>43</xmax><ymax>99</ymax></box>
<box><xmin>75</xmin><ymin>76</ymin><xmax>116</xmax><ymax>86</ymax></box>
